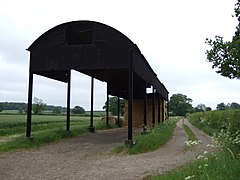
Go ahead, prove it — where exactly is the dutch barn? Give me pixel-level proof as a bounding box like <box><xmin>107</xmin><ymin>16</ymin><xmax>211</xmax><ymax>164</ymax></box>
<box><xmin>26</xmin><ymin>20</ymin><xmax>169</xmax><ymax>144</ymax></box>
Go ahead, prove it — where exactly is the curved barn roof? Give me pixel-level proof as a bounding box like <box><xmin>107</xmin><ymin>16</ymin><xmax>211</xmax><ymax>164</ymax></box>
<box><xmin>27</xmin><ymin>20</ymin><xmax>168</xmax><ymax>100</ymax></box>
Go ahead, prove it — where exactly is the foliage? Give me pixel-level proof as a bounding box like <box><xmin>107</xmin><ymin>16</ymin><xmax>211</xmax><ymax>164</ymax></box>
<box><xmin>153</xmin><ymin>110</ymin><xmax>240</xmax><ymax>180</ymax></box>
<box><xmin>112</xmin><ymin>118</ymin><xmax>178</xmax><ymax>154</ymax></box>
<box><xmin>216</xmin><ymin>102</ymin><xmax>240</xmax><ymax>110</ymax></box>
<box><xmin>0</xmin><ymin>102</ymin><xmax>27</xmax><ymax>111</ymax></box>
<box><xmin>52</xmin><ymin>107</ymin><xmax>61</xmax><ymax>115</ymax></box>
<box><xmin>71</xmin><ymin>105</ymin><xmax>85</xmax><ymax>114</ymax></box>
<box><xmin>205</xmin><ymin>1</ymin><xmax>240</xmax><ymax>79</ymax></box>
<box><xmin>216</xmin><ymin>102</ymin><xmax>226</xmax><ymax>110</ymax></box>
<box><xmin>152</xmin><ymin>150</ymin><xmax>240</xmax><ymax>180</ymax></box>
<box><xmin>169</xmin><ymin>94</ymin><xmax>193</xmax><ymax>116</ymax></box>
<box><xmin>103</xmin><ymin>96</ymin><xmax>125</xmax><ymax>116</ymax></box>
<box><xmin>0</xmin><ymin>101</ymin><xmax>67</xmax><ymax>114</ymax></box>
<box><xmin>0</xmin><ymin>104</ymin><xmax>2</xmax><ymax>112</ymax></box>
<box><xmin>32</xmin><ymin>97</ymin><xmax>47</xmax><ymax>115</ymax></box>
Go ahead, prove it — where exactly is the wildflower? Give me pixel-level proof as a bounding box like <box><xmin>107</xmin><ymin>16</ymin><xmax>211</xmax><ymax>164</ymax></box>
<box><xmin>198</xmin><ymin>165</ymin><xmax>202</xmax><ymax>169</ymax></box>
<box><xmin>197</xmin><ymin>155</ymin><xmax>204</xmax><ymax>159</ymax></box>
<box><xmin>204</xmin><ymin>164</ymin><xmax>208</xmax><ymax>167</ymax></box>
<box><xmin>204</xmin><ymin>157</ymin><xmax>208</xmax><ymax>161</ymax></box>
<box><xmin>185</xmin><ymin>175</ymin><xmax>195</xmax><ymax>179</ymax></box>
<box><xmin>203</xmin><ymin>151</ymin><xmax>208</xmax><ymax>154</ymax></box>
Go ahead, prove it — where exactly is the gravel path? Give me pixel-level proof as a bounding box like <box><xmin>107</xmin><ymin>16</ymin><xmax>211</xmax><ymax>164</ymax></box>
<box><xmin>0</xmin><ymin>119</ymin><xmax>216</xmax><ymax>180</ymax></box>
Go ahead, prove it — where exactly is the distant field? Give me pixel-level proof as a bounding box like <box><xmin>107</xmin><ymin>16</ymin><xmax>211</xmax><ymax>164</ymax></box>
<box><xmin>0</xmin><ymin>110</ymin><xmax>106</xmax><ymax>116</ymax></box>
<box><xmin>0</xmin><ymin>110</ymin><xmax>19</xmax><ymax>114</ymax></box>
<box><xmin>0</xmin><ymin>114</ymin><xmax>104</xmax><ymax>137</ymax></box>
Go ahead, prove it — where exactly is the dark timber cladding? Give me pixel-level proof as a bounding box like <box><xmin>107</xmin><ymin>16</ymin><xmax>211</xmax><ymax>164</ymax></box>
<box><xmin>26</xmin><ymin>20</ymin><xmax>169</xmax><ymax>143</ymax></box>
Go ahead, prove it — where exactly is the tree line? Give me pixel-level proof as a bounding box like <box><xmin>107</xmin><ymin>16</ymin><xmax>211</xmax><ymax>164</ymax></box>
<box><xmin>169</xmin><ymin>93</ymin><xmax>240</xmax><ymax>116</ymax></box>
<box><xmin>0</xmin><ymin>96</ymin><xmax>124</xmax><ymax>116</ymax></box>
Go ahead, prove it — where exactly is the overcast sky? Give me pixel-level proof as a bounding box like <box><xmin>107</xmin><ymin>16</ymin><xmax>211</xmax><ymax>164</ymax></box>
<box><xmin>0</xmin><ymin>0</ymin><xmax>239</xmax><ymax>110</ymax></box>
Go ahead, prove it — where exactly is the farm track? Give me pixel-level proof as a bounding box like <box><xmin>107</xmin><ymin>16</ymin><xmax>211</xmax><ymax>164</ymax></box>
<box><xmin>0</xmin><ymin>119</ymin><xmax>216</xmax><ymax>180</ymax></box>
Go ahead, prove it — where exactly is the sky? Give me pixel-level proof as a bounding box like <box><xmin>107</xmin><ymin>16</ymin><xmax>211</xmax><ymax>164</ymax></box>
<box><xmin>0</xmin><ymin>0</ymin><xmax>239</xmax><ymax>110</ymax></box>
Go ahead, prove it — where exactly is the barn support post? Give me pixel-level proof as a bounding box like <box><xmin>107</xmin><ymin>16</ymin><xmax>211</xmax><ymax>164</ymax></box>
<box><xmin>152</xmin><ymin>86</ymin><xmax>155</xmax><ymax>127</ymax></box>
<box><xmin>142</xmin><ymin>83</ymin><xmax>147</xmax><ymax>134</ymax></box>
<box><xmin>117</xmin><ymin>96</ymin><xmax>120</xmax><ymax>125</ymax></box>
<box><xmin>125</xmin><ymin>47</ymin><xmax>134</xmax><ymax>146</ymax></box>
<box><xmin>89</xmin><ymin>77</ymin><xmax>95</xmax><ymax>132</ymax></box>
<box><xmin>106</xmin><ymin>85</ymin><xmax>109</xmax><ymax>126</ymax></box>
<box><xmin>26</xmin><ymin>70</ymin><xmax>33</xmax><ymax>138</ymax></box>
<box><xmin>161</xmin><ymin>97</ymin><xmax>165</xmax><ymax>122</ymax></box>
<box><xmin>158</xmin><ymin>94</ymin><xmax>160</xmax><ymax>124</ymax></box>
<box><xmin>66</xmin><ymin>70</ymin><xmax>71</xmax><ymax>132</ymax></box>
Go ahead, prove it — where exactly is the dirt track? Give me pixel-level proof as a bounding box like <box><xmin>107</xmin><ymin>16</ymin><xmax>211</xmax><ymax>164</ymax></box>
<box><xmin>0</xmin><ymin>119</ymin><xmax>216</xmax><ymax>180</ymax></box>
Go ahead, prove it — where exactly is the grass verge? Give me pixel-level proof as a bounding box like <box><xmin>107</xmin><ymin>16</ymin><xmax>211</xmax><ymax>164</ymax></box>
<box><xmin>112</xmin><ymin>118</ymin><xmax>178</xmax><ymax>155</ymax></box>
<box><xmin>0</xmin><ymin>121</ymin><xmax>117</xmax><ymax>153</ymax></box>
<box><xmin>152</xmin><ymin>110</ymin><xmax>240</xmax><ymax>180</ymax></box>
<box><xmin>183</xmin><ymin>124</ymin><xmax>197</xmax><ymax>142</ymax></box>
<box><xmin>152</xmin><ymin>149</ymin><xmax>240</xmax><ymax>180</ymax></box>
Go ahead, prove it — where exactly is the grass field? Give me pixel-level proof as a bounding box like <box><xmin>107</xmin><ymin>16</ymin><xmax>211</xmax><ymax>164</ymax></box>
<box><xmin>0</xmin><ymin>114</ymin><xmax>116</xmax><ymax>152</ymax></box>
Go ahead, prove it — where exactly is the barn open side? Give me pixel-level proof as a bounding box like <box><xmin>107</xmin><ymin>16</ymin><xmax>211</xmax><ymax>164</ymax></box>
<box><xmin>26</xmin><ymin>20</ymin><xmax>169</xmax><ymax>145</ymax></box>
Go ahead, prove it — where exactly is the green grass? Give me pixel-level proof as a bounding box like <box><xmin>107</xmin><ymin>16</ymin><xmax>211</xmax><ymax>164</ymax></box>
<box><xmin>152</xmin><ymin>149</ymin><xmax>240</xmax><ymax>180</ymax></box>
<box><xmin>112</xmin><ymin>117</ymin><xmax>178</xmax><ymax>155</ymax></box>
<box><xmin>0</xmin><ymin>114</ymin><xmax>117</xmax><ymax>153</ymax></box>
<box><xmin>152</xmin><ymin>110</ymin><xmax>240</xmax><ymax>180</ymax></box>
<box><xmin>183</xmin><ymin>124</ymin><xmax>197</xmax><ymax>141</ymax></box>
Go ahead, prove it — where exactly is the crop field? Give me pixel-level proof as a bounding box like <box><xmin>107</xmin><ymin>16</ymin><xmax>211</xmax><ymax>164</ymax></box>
<box><xmin>0</xmin><ymin>114</ymin><xmax>113</xmax><ymax>152</ymax></box>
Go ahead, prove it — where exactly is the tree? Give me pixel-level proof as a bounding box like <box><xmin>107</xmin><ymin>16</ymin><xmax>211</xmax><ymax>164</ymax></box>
<box><xmin>205</xmin><ymin>1</ymin><xmax>240</xmax><ymax>79</ymax></box>
<box><xmin>205</xmin><ymin>107</ymin><xmax>212</xmax><ymax>111</ymax></box>
<box><xmin>169</xmin><ymin>94</ymin><xmax>193</xmax><ymax>116</ymax></box>
<box><xmin>103</xmin><ymin>96</ymin><xmax>125</xmax><ymax>116</ymax></box>
<box><xmin>32</xmin><ymin>97</ymin><xmax>47</xmax><ymax>114</ymax></box>
<box><xmin>0</xmin><ymin>104</ymin><xmax>2</xmax><ymax>112</ymax></box>
<box><xmin>71</xmin><ymin>105</ymin><xmax>85</xmax><ymax>114</ymax></box>
<box><xmin>216</xmin><ymin>102</ymin><xmax>226</xmax><ymax>110</ymax></box>
<box><xmin>194</xmin><ymin>104</ymin><xmax>207</xmax><ymax>112</ymax></box>
<box><xmin>230</xmin><ymin>102</ymin><xmax>240</xmax><ymax>109</ymax></box>
<box><xmin>52</xmin><ymin>107</ymin><xmax>61</xmax><ymax>115</ymax></box>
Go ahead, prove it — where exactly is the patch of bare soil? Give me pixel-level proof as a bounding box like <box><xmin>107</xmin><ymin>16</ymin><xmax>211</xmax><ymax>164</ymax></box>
<box><xmin>0</xmin><ymin>119</ymin><xmax>216</xmax><ymax>180</ymax></box>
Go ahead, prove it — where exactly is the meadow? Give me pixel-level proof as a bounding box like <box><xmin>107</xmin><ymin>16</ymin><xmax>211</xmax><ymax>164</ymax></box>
<box><xmin>0</xmin><ymin>114</ymin><xmax>115</xmax><ymax>152</ymax></box>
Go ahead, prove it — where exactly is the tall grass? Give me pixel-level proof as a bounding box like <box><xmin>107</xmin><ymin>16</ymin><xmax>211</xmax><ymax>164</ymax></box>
<box><xmin>152</xmin><ymin>110</ymin><xmax>240</xmax><ymax>180</ymax></box>
<box><xmin>0</xmin><ymin>115</ymin><xmax>117</xmax><ymax>153</ymax></box>
<box><xmin>112</xmin><ymin>118</ymin><xmax>178</xmax><ymax>154</ymax></box>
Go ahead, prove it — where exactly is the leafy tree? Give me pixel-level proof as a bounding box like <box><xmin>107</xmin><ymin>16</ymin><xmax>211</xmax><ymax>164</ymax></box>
<box><xmin>194</xmin><ymin>104</ymin><xmax>207</xmax><ymax>112</ymax></box>
<box><xmin>52</xmin><ymin>107</ymin><xmax>61</xmax><ymax>115</ymax></box>
<box><xmin>103</xmin><ymin>96</ymin><xmax>125</xmax><ymax>116</ymax></box>
<box><xmin>71</xmin><ymin>105</ymin><xmax>85</xmax><ymax>114</ymax></box>
<box><xmin>216</xmin><ymin>102</ymin><xmax>226</xmax><ymax>110</ymax></box>
<box><xmin>169</xmin><ymin>94</ymin><xmax>193</xmax><ymax>116</ymax></box>
<box><xmin>205</xmin><ymin>1</ymin><xmax>240</xmax><ymax>79</ymax></box>
<box><xmin>0</xmin><ymin>104</ymin><xmax>2</xmax><ymax>112</ymax></box>
<box><xmin>230</xmin><ymin>102</ymin><xmax>240</xmax><ymax>109</ymax></box>
<box><xmin>32</xmin><ymin>97</ymin><xmax>47</xmax><ymax>114</ymax></box>
<box><xmin>205</xmin><ymin>107</ymin><xmax>212</xmax><ymax>111</ymax></box>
